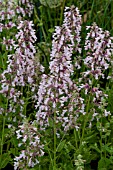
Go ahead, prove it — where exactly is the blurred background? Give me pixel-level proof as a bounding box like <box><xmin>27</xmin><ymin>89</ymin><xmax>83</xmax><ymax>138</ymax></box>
<box><xmin>33</xmin><ymin>0</ymin><xmax>113</xmax><ymax>41</ymax></box>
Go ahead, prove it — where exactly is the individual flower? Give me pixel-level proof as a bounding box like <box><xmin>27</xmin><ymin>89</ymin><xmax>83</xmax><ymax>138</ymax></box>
<box><xmin>2</xmin><ymin>37</ymin><xmax>15</xmax><ymax>51</ymax></box>
<box><xmin>75</xmin><ymin>154</ymin><xmax>85</xmax><ymax>170</ymax></box>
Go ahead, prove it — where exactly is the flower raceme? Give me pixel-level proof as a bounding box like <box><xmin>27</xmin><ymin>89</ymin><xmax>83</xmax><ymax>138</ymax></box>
<box><xmin>0</xmin><ymin>2</ymin><xmax>43</xmax><ymax>169</ymax></box>
<box><xmin>1</xmin><ymin>20</ymin><xmax>37</xmax><ymax>93</ymax></box>
<box><xmin>84</xmin><ymin>22</ymin><xmax>113</xmax><ymax>79</ymax></box>
<box><xmin>0</xmin><ymin>0</ymin><xmax>34</xmax><ymax>52</ymax></box>
<box><xmin>14</xmin><ymin>120</ymin><xmax>44</xmax><ymax>170</ymax></box>
<box><xmin>79</xmin><ymin>23</ymin><xmax>113</xmax><ymax>125</ymax></box>
<box><xmin>35</xmin><ymin>6</ymin><xmax>85</xmax><ymax>131</ymax></box>
<box><xmin>18</xmin><ymin>0</ymin><xmax>34</xmax><ymax>17</ymax></box>
<box><xmin>0</xmin><ymin>13</ymin><xmax>43</xmax><ymax>170</ymax></box>
<box><xmin>0</xmin><ymin>20</ymin><xmax>39</xmax><ymax>126</ymax></box>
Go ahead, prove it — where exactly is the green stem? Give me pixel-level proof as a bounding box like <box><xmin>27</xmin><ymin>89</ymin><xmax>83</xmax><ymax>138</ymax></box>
<box><xmin>60</xmin><ymin>0</ymin><xmax>66</xmax><ymax>25</ymax></box>
<box><xmin>74</xmin><ymin>129</ymin><xmax>78</xmax><ymax>149</ymax></box>
<box><xmin>80</xmin><ymin>95</ymin><xmax>90</xmax><ymax>145</ymax></box>
<box><xmin>105</xmin><ymin>137</ymin><xmax>106</xmax><ymax>158</ymax></box>
<box><xmin>100</xmin><ymin>117</ymin><xmax>102</xmax><ymax>159</ymax></box>
<box><xmin>47</xmin><ymin>8</ymin><xmax>53</xmax><ymax>28</ymax></box>
<box><xmin>1</xmin><ymin>98</ymin><xmax>8</xmax><ymax>160</ymax></box>
<box><xmin>53</xmin><ymin>111</ymin><xmax>56</xmax><ymax>170</ymax></box>
<box><xmin>111</xmin><ymin>1</ymin><xmax>113</xmax><ymax>34</ymax></box>
<box><xmin>34</xmin><ymin>7</ymin><xmax>47</xmax><ymax>42</ymax></box>
<box><xmin>1</xmin><ymin>117</ymin><xmax>5</xmax><ymax>156</ymax></box>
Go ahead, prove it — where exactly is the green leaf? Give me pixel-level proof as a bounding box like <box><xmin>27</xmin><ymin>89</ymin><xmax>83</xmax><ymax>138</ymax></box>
<box><xmin>0</xmin><ymin>153</ymin><xmax>11</xmax><ymax>169</ymax></box>
<box><xmin>90</xmin><ymin>145</ymin><xmax>101</xmax><ymax>153</ymax></box>
<box><xmin>11</xmin><ymin>136</ymin><xmax>19</xmax><ymax>148</ymax></box>
<box><xmin>64</xmin><ymin>144</ymin><xmax>70</xmax><ymax>153</ymax></box>
<box><xmin>48</xmin><ymin>28</ymin><xmax>54</xmax><ymax>33</ymax></box>
<box><xmin>48</xmin><ymin>117</ymin><xmax>53</xmax><ymax>127</ymax></box>
<box><xmin>56</xmin><ymin>140</ymin><xmax>66</xmax><ymax>152</ymax></box>
<box><xmin>9</xmin><ymin>148</ymin><xmax>16</xmax><ymax>155</ymax></box>
<box><xmin>98</xmin><ymin>157</ymin><xmax>111</xmax><ymax>170</ymax></box>
<box><xmin>84</xmin><ymin>133</ymin><xmax>96</xmax><ymax>141</ymax></box>
<box><xmin>67</xmin><ymin>142</ymin><xmax>76</xmax><ymax>150</ymax></box>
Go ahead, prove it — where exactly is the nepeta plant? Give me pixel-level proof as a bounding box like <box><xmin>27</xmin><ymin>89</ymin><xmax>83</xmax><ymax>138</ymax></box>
<box><xmin>76</xmin><ymin>23</ymin><xmax>113</xmax><ymax>150</ymax></box>
<box><xmin>79</xmin><ymin>23</ymin><xmax>113</xmax><ymax>123</ymax></box>
<box><xmin>84</xmin><ymin>22</ymin><xmax>113</xmax><ymax>79</ymax></box>
<box><xmin>0</xmin><ymin>0</ymin><xmax>41</xmax><ymax>122</ymax></box>
<box><xmin>35</xmin><ymin>6</ymin><xmax>84</xmax><ymax>131</ymax></box>
<box><xmin>36</xmin><ymin>7</ymin><xmax>81</xmax><ymax>127</ymax></box>
<box><xmin>0</xmin><ymin>1</ymin><xmax>41</xmax><ymax>169</ymax></box>
<box><xmin>0</xmin><ymin>20</ymin><xmax>38</xmax><ymax>121</ymax></box>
